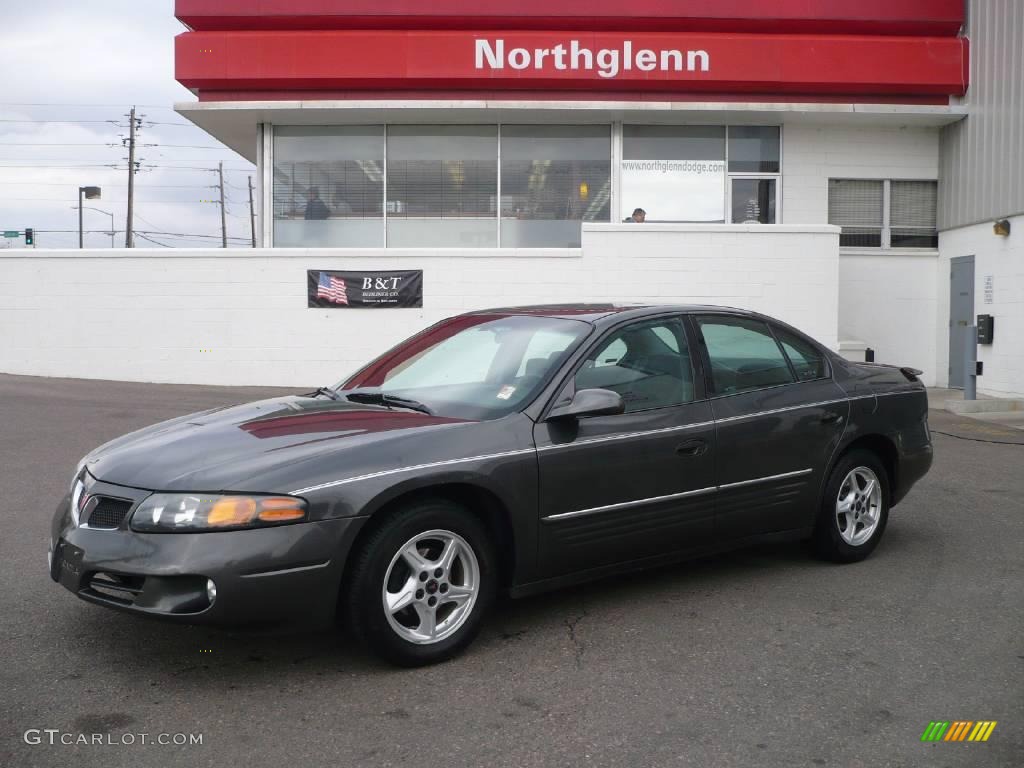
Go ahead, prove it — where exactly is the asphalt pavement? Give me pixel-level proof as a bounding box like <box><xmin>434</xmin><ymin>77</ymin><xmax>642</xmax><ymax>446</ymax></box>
<box><xmin>1</xmin><ymin>373</ymin><xmax>1021</xmax><ymax>768</ymax></box>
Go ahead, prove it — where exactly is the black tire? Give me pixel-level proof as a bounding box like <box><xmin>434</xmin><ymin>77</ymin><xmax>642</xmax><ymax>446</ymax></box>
<box><xmin>344</xmin><ymin>498</ymin><xmax>497</xmax><ymax>667</ymax></box>
<box><xmin>811</xmin><ymin>449</ymin><xmax>890</xmax><ymax>563</ymax></box>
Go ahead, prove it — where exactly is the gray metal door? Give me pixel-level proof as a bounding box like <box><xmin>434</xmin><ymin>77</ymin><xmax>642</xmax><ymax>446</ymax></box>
<box><xmin>949</xmin><ymin>256</ymin><xmax>975</xmax><ymax>389</ymax></box>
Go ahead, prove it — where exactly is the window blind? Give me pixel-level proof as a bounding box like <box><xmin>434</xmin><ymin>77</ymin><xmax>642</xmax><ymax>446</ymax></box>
<box><xmin>890</xmin><ymin>180</ymin><xmax>938</xmax><ymax>248</ymax></box>
<box><xmin>828</xmin><ymin>179</ymin><xmax>883</xmax><ymax>247</ymax></box>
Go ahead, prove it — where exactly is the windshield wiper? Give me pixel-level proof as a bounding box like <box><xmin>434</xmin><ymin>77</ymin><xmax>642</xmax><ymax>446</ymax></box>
<box><xmin>309</xmin><ymin>386</ymin><xmax>340</xmax><ymax>401</ymax></box>
<box><xmin>345</xmin><ymin>391</ymin><xmax>434</xmax><ymax>415</ymax></box>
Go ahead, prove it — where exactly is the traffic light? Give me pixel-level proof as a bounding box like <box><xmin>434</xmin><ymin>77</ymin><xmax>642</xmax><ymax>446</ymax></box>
<box><xmin>24</xmin><ymin>228</ymin><xmax>34</xmax><ymax>246</ymax></box>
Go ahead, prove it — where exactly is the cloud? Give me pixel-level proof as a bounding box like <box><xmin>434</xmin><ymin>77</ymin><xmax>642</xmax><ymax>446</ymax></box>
<box><xmin>0</xmin><ymin>0</ymin><xmax>254</xmax><ymax>249</ymax></box>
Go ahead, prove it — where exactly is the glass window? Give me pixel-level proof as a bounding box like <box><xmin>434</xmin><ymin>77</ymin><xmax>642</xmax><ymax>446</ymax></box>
<box><xmin>500</xmin><ymin>125</ymin><xmax>610</xmax><ymax>248</ymax></box>
<box><xmin>386</xmin><ymin>125</ymin><xmax>498</xmax><ymax>248</ymax></box>
<box><xmin>621</xmin><ymin>125</ymin><xmax>726</xmax><ymax>223</ymax></box>
<box><xmin>774</xmin><ymin>327</ymin><xmax>828</xmax><ymax>382</ymax></box>
<box><xmin>273</xmin><ymin>126</ymin><xmax>385</xmax><ymax>247</ymax></box>
<box><xmin>829</xmin><ymin>179</ymin><xmax>938</xmax><ymax>249</ymax></box>
<box><xmin>890</xmin><ymin>181</ymin><xmax>938</xmax><ymax>248</ymax></box>
<box><xmin>575</xmin><ymin>319</ymin><xmax>694</xmax><ymax>412</ymax></box>
<box><xmin>731</xmin><ymin>178</ymin><xmax>776</xmax><ymax>224</ymax></box>
<box><xmin>828</xmin><ymin>179</ymin><xmax>883</xmax><ymax>248</ymax></box>
<box><xmin>515</xmin><ymin>328</ymin><xmax>583</xmax><ymax>377</ymax></box>
<box><xmin>343</xmin><ymin>315</ymin><xmax>590</xmax><ymax>420</ymax></box>
<box><xmin>697</xmin><ymin>316</ymin><xmax>795</xmax><ymax>395</ymax></box>
<box><xmin>728</xmin><ymin>126</ymin><xmax>781</xmax><ymax>173</ymax></box>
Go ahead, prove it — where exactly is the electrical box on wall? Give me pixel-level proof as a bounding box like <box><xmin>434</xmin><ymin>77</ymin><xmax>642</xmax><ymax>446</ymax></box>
<box><xmin>977</xmin><ymin>314</ymin><xmax>995</xmax><ymax>344</ymax></box>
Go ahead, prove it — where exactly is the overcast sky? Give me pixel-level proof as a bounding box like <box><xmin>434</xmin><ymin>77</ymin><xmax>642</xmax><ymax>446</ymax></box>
<box><xmin>0</xmin><ymin>0</ymin><xmax>255</xmax><ymax>249</ymax></box>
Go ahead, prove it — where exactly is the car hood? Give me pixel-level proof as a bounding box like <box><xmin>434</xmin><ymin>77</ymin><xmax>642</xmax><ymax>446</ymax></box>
<box><xmin>83</xmin><ymin>396</ymin><xmax>469</xmax><ymax>493</ymax></box>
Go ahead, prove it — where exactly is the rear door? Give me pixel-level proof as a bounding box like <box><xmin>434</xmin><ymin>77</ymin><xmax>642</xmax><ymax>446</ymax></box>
<box><xmin>693</xmin><ymin>314</ymin><xmax>848</xmax><ymax>538</ymax></box>
<box><xmin>534</xmin><ymin>315</ymin><xmax>717</xmax><ymax>577</ymax></box>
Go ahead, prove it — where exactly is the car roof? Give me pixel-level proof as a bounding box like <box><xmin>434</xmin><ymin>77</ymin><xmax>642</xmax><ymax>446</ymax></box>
<box><xmin>466</xmin><ymin>303</ymin><xmax>764</xmax><ymax>324</ymax></box>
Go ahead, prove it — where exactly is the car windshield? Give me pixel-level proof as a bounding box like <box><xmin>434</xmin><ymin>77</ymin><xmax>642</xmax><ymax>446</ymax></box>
<box><xmin>339</xmin><ymin>315</ymin><xmax>591</xmax><ymax>420</ymax></box>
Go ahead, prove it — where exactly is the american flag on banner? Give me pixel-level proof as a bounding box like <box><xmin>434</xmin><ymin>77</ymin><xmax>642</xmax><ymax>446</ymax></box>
<box><xmin>316</xmin><ymin>272</ymin><xmax>349</xmax><ymax>305</ymax></box>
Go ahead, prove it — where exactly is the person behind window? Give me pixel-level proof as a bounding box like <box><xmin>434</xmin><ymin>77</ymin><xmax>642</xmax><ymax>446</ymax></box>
<box><xmin>625</xmin><ymin>207</ymin><xmax>646</xmax><ymax>223</ymax></box>
<box><xmin>304</xmin><ymin>187</ymin><xmax>331</xmax><ymax>221</ymax></box>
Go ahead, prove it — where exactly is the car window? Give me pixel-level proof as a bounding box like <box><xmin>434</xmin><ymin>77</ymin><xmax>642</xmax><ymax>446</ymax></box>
<box><xmin>595</xmin><ymin>338</ymin><xmax>627</xmax><ymax>367</ymax></box>
<box><xmin>345</xmin><ymin>315</ymin><xmax>591</xmax><ymax>420</ymax></box>
<box><xmin>652</xmin><ymin>326</ymin><xmax>680</xmax><ymax>353</ymax></box>
<box><xmin>774</xmin><ymin>327</ymin><xmax>829</xmax><ymax>382</ymax></box>
<box><xmin>515</xmin><ymin>329</ymin><xmax>584</xmax><ymax>378</ymax></box>
<box><xmin>575</xmin><ymin>318</ymin><xmax>694</xmax><ymax>412</ymax></box>
<box><xmin>386</xmin><ymin>326</ymin><xmax>500</xmax><ymax>388</ymax></box>
<box><xmin>697</xmin><ymin>316</ymin><xmax>795</xmax><ymax>395</ymax></box>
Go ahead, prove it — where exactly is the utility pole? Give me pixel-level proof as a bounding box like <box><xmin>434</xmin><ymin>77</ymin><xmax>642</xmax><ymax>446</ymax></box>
<box><xmin>248</xmin><ymin>175</ymin><xmax>257</xmax><ymax>248</ymax></box>
<box><xmin>218</xmin><ymin>161</ymin><xmax>227</xmax><ymax>249</ymax></box>
<box><xmin>124</xmin><ymin>107</ymin><xmax>138</xmax><ymax>248</ymax></box>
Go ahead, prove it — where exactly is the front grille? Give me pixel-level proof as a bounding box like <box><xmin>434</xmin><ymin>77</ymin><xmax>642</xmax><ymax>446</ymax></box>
<box><xmin>86</xmin><ymin>497</ymin><xmax>133</xmax><ymax>529</ymax></box>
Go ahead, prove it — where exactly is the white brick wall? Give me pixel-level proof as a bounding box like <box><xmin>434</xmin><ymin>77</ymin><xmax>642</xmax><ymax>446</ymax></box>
<box><xmin>784</xmin><ymin>123</ymin><xmax>943</xmax><ymax>386</ymax></box>
<box><xmin>0</xmin><ymin>225</ymin><xmax>839</xmax><ymax>387</ymax></box>
<box><xmin>583</xmin><ymin>224</ymin><xmax>840</xmax><ymax>349</ymax></box>
<box><xmin>838</xmin><ymin>253</ymin><xmax>939</xmax><ymax>383</ymax></box>
<box><xmin>938</xmin><ymin>215</ymin><xmax>1024</xmax><ymax>398</ymax></box>
<box><xmin>783</xmin><ymin>123</ymin><xmax>940</xmax><ymax>224</ymax></box>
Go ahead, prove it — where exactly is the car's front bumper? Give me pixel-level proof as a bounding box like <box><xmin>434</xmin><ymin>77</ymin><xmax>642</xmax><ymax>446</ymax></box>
<box><xmin>49</xmin><ymin>479</ymin><xmax>367</xmax><ymax>628</ymax></box>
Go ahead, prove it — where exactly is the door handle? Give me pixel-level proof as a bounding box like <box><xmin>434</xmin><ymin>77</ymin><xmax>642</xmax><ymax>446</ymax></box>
<box><xmin>820</xmin><ymin>413</ymin><xmax>845</xmax><ymax>425</ymax></box>
<box><xmin>676</xmin><ymin>439</ymin><xmax>709</xmax><ymax>457</ymax></box>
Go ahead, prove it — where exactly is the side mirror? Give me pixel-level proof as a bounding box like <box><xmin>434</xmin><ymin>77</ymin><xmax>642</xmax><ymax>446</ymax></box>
<box><xmin>547</xmin><ymin>388</ymin><xmax>625</xmax><ymax>421</ymax></box>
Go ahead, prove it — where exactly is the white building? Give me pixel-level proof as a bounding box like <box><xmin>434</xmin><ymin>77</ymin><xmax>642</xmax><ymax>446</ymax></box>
<box><xmin>1</xmin><ymin>0</ymin><xmax>1020</xmax><ymax>397</ymax></box>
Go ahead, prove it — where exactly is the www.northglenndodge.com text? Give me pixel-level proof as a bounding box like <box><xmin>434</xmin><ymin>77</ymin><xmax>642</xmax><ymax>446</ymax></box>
<box><xmin>474</xmin><ymin>39</ymin><xmax>711</xmax><ymax>79</ymax></box>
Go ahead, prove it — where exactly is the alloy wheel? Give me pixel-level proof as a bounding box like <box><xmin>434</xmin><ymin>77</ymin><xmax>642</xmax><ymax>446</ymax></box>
<box><xmin>836</xmin><ymin>467</ymin><xmax>882</xmax><ymax>547</ymax></box>
<box><xmin>382</xmin><ymin>529</ymin><xmax>480</xmax><ymax>645</ymax></box>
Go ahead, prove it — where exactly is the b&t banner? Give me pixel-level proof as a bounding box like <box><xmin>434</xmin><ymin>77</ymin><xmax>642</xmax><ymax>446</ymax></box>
<box><xmin>307</xmin><ymin>270</ymin><xmax>423</xmax><ymax>309</ymax></box>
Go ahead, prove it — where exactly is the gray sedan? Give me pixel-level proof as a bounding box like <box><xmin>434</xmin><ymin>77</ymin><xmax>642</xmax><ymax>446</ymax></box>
<box><xmin>51</xmin><ymin>304</ymin><xmax>933</xmax><ymax>666</ymax></box>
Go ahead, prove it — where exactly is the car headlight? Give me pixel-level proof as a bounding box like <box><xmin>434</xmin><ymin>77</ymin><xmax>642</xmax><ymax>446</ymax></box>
<box><xmin>70</xmin><ymin>478</ymin><xmax>85</xmax><ymax>526</ymax></box>
<box><xmin>71</xmin><ymin>457</ymin><xmax>88</xmax><ymax>493</ymax></box>
<box><xmin>131</xmin><ymin>494</ymin><xmax>308</xmax><ymax>533</ymax></box>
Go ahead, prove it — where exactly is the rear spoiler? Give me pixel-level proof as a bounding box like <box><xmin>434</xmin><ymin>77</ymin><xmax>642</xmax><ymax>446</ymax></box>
<box><xmin>857</xmin><ymin>361</ymin><xmax>925</xmax><ymax>383</ymax></box>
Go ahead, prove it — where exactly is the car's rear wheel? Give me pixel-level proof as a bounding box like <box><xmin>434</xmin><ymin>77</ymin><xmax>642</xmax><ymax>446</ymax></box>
<box><xmin>345</xmin><ymin>499</ymin><xmax>496</xmax><ymax>667</ymax></box>
<box><xmin>812</xmin><ymin>450</ymin><xmax>889</xmax><ymax>563</ymax></box>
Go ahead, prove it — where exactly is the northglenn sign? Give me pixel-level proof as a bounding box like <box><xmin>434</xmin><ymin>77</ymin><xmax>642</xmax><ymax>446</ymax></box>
<box><xmin>475</xmin><ymin>39</ymin><xmax>710</xmax><ymax>79</ymax></box>
<box><xmin>176</xmin><ymin>30</ymin><xmax>968</xmax><ymax>99</ymax></box>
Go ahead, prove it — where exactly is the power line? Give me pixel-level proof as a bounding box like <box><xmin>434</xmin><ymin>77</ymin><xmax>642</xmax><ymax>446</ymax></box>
<box><xmin>0</xmin><ymin>119</ymin><xmax>122</xmax><ymax>125</ymax></box>
<box><xmin>0</xmin><ymin>197</ymin><xmax>226</xmax><ymax>204</ymax></box>
<box><xmin>0</xmin><ymin>163</ymin><xmax>123</xmax><ymax>168</ymax></box>
<box><xmin>0</xmin><ymin>143</ymin><xmax>127</xmax><ymax>147</ymax></box>
<box><xmin>0</xmin><ymin>182</ymin><xmax>217</xmax><ymax>188</ymax></box>
<box><xmin>34</xmin><ymin>229</ymin><xmax>251</xmax><ymax>241</ymax></box>
<box><xmin>0</xmin><ymin>102</ymin><xmax>178</xmax><ymax>109</ymax></box>
<box><xmin>0</xmin><ymin>163</ymin><xmax>125</xmax><ymax>169</ymax></box>
<box><xmin>0</xmin><ymin>143</ymin><xmax>227</xmax><ymax>150</ymax></box>
<box><xmin>134</xmin><ymin>233</ymin><xmax>172</xmax><ymax>248</ymax></box>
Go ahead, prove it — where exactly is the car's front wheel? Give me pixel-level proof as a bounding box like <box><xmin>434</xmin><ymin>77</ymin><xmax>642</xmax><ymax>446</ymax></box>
<box><xmin>345</xmin><ymin>499</ymin><xmax>497</xmax><ymax>666</ymax></box>
<box><xmin>812</xmin><ymin>450</ymin><xmax>890</xmax><ymax>563</ymax></box>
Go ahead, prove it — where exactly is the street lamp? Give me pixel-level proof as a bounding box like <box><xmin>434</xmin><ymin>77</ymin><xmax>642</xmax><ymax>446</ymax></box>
<box><xmin>71</xmin><ymin>205</ymin><xmax>115</xmax><ymax>248</ymax></box>
<box><xmin>77</xmin><ymin>186</ymin><xmax>102</xmax><ymax>248</ymax></box>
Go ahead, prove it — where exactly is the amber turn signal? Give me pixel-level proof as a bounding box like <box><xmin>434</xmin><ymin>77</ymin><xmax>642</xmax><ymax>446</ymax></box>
<box><xmin>207</xmin><ymin>497</ymin><xmax>258</xmax><ymax>527</ymax></box>
<box><xmin>257</xmin><ymin>498</ymin><xmax>307</xmax><ymax>523</ymax></box>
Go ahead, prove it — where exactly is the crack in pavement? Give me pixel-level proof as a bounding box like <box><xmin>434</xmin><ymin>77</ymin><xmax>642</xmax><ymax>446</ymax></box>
<box><xmin>564</xmin><ymin>591</ymin><xmax>589</xmax><ymax>670</ymax></box>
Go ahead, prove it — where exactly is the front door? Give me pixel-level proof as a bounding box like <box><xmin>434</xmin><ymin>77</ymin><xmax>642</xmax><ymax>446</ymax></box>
<box><xmin>534</xmin><ymin>316</ymin><xmax>717</xmax><ymax>577</ymax></box>
<box><xmin>948</xmin><ymin>256</ymin><xmax>975</xmax><ymax>389</ymax></box>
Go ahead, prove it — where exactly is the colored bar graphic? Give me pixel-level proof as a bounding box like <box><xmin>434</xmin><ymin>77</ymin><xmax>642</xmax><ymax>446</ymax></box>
<box><xmin>968</xmin><ymin>721</ymin><xmax>997</xmax><ymax>742</ymax></box>
<box><xmin>945</xmin><ymin>721</ymin><xmax>971</xmax><ymax>741</ymax></box>
<box><xmin>921</xmin><ymin>720</ymin><xmax>997</xmax><ymax>743</ymax></box>
<box><xmin>921</xmin><ymin>722</ymin><xmax>949</xmax><ymax>741</ymax></box>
